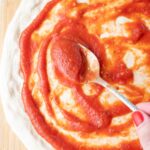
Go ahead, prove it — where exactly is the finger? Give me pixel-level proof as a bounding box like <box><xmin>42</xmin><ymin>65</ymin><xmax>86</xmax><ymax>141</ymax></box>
<box><xmin>137</xmin><ymin>102</ymin><xmax>150</xmax><ymax>115</ymax></box>
<box><xmin>132</xmin><ymin>111</ymin><xmax>150</xmax><ymax>150</ymax></box>
<box><xmin>137</xmin><ymin>114</ymin><xmax>150</xmax><ymax>150</ymax></box>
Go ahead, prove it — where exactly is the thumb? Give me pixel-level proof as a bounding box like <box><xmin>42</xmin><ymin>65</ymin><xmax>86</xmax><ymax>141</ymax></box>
<box><xmin>132</xmin><ymin>111</ymin><xmax>150</xmax><ymax>150</ymax></box>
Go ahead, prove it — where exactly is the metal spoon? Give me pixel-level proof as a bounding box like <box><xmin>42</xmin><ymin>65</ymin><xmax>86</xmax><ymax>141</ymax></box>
<box><xmin>79</xmin><ymin>44</ymin><xmax>138</xmax><ymax>112</ymax></box>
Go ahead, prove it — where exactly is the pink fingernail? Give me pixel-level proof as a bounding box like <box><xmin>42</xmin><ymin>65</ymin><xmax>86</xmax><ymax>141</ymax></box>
<box><xmin>132</xmin><ymin>111</ymin><xmax>144</xmax><ymax>127</ymax></box>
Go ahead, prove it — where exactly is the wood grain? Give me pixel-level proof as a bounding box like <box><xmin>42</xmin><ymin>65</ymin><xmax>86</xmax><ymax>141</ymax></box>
<box><xmin>0</xmin><ymin>0</ymin><xmax>26</xmax><ymax>149</ymax></box>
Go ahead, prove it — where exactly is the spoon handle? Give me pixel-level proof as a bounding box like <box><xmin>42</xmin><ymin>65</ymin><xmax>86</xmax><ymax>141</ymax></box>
<box><xmin>95</xmin><ymin>77</ymin><xmax>138</xmax><ymax>112</ymax></box>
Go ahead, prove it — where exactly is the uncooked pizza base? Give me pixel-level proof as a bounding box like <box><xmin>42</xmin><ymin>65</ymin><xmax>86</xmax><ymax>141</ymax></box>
<box><xmin>1</xmin><ymin>0</ymin><xmax>150</xmax><ymax>149</ymax></box>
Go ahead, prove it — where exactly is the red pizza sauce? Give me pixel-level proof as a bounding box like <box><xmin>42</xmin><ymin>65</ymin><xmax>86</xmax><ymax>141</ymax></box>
<box><xmin>20</xmin><ymin>0</ymin><xmax>150</xmax><ymax>149</ymax></box>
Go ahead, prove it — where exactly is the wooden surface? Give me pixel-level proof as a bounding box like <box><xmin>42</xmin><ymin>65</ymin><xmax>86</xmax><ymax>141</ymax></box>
<box><xmin>0</xmin><ymin>0</ymin><xmax>26</xmax><ymax>150</ymax></box>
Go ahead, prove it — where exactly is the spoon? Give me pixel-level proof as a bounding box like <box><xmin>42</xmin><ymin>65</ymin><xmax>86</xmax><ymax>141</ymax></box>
<box><xmin>79</xmin><ymin>44</ymin><xmax>138</xmax><ymax>112</ymax></box>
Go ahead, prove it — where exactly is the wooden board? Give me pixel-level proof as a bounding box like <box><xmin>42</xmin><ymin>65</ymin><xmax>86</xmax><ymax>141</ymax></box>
<box><xmin>0</xmin><ymin>0</ymin><xmax>26</xmax><ymax>150</ymax></box>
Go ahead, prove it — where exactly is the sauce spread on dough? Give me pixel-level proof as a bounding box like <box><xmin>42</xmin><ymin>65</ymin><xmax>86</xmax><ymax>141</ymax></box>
<box><xmin>20</xmin><ymin>0</ymin><xmax>150</xmax><ymax>149</ymax></box>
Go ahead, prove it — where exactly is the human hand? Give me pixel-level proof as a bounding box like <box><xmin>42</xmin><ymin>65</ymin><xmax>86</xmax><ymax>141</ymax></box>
<box><xmin>132</xmin><ymin>102</ymin><xmax>150</xmax><ymax>150</ymax></box>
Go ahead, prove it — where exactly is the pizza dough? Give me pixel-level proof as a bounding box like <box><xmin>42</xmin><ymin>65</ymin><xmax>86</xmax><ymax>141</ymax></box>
<box><xmin>1</xmin><ymin>0</ymin><xmax>150</xmax><ymax>149</ymax></box>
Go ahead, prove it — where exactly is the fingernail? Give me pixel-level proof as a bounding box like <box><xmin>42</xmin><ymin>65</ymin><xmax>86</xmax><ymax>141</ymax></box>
<box><xmin>132</xmin><ymin>111</ymin><xmax>144</xmax><ymax>127</ymax></box>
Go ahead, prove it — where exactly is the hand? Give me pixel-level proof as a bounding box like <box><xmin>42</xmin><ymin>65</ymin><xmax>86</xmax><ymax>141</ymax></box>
<box><xmin>132</xmin><ymin>102</ymin><xmax>150</xmax><ymax>150</ymax></box>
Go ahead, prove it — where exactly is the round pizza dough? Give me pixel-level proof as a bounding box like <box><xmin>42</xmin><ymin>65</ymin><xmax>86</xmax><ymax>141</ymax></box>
<box><xmin>1</xmin><ymin>0</ymin><xmax>150</xmax><ymax>149</ymax></box>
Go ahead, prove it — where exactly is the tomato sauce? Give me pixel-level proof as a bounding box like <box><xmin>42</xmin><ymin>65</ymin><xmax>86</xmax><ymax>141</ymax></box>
<box><xmin>20</xmin><ymin>0</ymin><xmax>149</xmax><ymax>149</ymax></box>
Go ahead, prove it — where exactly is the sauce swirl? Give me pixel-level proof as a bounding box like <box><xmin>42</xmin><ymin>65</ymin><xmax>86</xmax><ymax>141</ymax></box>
<box><xmin>20</xmin><ymin>0</ymin><xmax>150</xmax><ymax>149</ymax></box>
